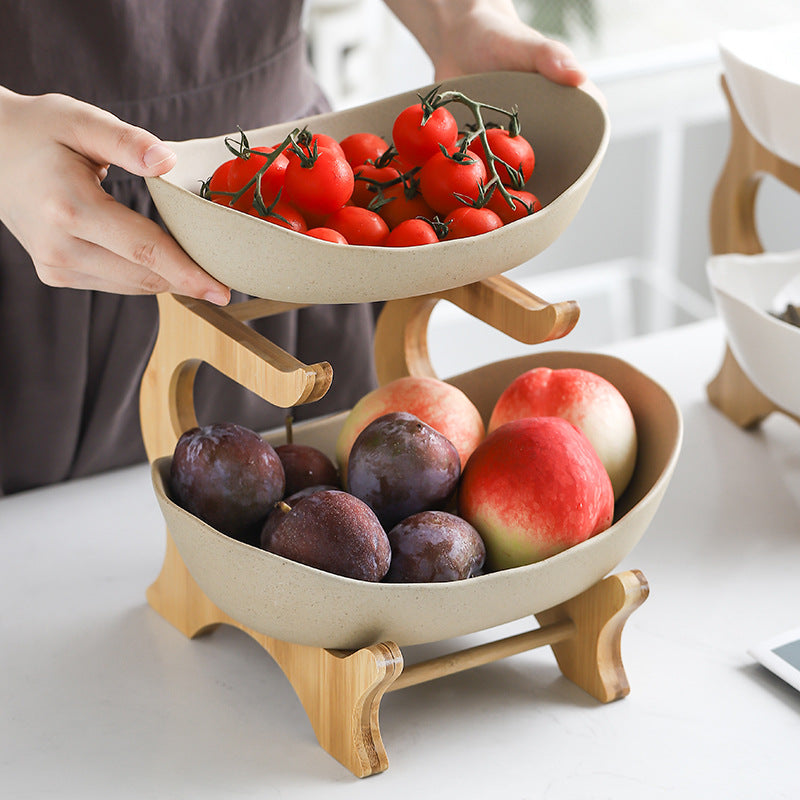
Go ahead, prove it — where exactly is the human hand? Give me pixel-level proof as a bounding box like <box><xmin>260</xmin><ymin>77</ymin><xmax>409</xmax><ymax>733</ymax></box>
<box><xmin>385</xmin><ymin>0</ymin><xmax>587</xmax><ymax>87</ymax></box>
<box><xmin>0</xmin><ymin>88</ymin><xmax>230</xmax><ymax>304</ymax></box>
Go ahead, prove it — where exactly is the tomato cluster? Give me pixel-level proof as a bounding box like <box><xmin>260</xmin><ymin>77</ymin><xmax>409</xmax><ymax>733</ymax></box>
<box><xmin>202</xmin><ymin>91</ymin><xmax>542</xmax><ymax>247</ymax></box>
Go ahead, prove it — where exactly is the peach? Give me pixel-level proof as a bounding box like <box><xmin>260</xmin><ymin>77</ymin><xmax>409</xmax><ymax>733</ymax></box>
<box><xmin>335</xmin><ymin>376</ymin><xmax>485</xmax><ymax>480</ymax></box>
<box><xmin>488</xmin><ymin>367</ymin><xmax>637</xmax><ymax>499</ymax></box>
<box><xmin>458</xmin><ymin>416</ymin><xmax>614</xmax><ymax>569</ymax></box>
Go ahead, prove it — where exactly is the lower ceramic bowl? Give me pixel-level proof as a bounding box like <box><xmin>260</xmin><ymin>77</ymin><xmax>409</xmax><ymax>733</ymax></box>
<box><xmin>707</xmin><ymin>249</ymin><xmax>800</xmax><ymax>416</ymax></box>
<box><xmin>145</xmin><ymin>71</ymin><xmax>608</xmax><ymax>304</ymax></box>
<box><xmin>151</xmin><ymin>351</ymin><xmax>682</xmax><ymax>650</ymax></box>
<box><xmin>719</xmin><ymin>26</ymin><xmax>800</xmax><ymax>166</ymax></box>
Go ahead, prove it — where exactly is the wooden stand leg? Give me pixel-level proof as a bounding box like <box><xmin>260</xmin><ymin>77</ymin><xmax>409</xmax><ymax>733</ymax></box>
<box><xmin>147</xmin><ymin>523</ymin><xmax>403</xmax><ymax>777</ymax></box>
<box><xmin>706</xmin><ymin>344</ymin><xmax>778</xmax><ymax>428</ymax></box>
<box><xmin>266</xmin><ymin>640</ymin><xmax>403</xmax><ymax>777</ymax></box>
<box><xmin>535</xmin><ymin>570</ymin><xmax>649</xmax><ymax>703</ymax></box>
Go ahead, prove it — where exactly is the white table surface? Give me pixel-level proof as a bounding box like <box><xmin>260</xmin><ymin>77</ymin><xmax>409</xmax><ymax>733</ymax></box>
<box><xmin>2</xmin><ymin>318</ymin><xmax>799</xmax><ymax>799</ymax></box>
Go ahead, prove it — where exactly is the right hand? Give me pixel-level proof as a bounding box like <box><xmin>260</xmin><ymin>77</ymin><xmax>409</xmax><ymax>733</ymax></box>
<box><xmin>0</xmin><ymin>88</ymin><xmax>231</xmax><ymax>304</ymax></box>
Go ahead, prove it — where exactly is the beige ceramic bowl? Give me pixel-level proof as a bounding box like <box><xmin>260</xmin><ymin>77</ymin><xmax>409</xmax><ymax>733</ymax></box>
<box><xmin>719</xmin><ymin>26</ymin><xmax>800</xmax><ymax>167</ymax></box>
<box><xmin>151</xmin><ymin>351</ymin><xmax>682</xmax><ymax>650</ymax></box>
<box><xmin>708</xmin><ymin>250</ymin><xmax>800</xmax><ymax>417</ymax></box>
<box><xmin>145</xmin><ymin>71</ymin><xmax>608</xmax><ymax>304</ymax></box>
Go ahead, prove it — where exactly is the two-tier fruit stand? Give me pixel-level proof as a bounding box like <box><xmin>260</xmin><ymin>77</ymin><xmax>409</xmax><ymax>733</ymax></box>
<box><xmin>140</xmin><ymin>72</ymin><xmax>681</xmax><ymax>777</ymax></box>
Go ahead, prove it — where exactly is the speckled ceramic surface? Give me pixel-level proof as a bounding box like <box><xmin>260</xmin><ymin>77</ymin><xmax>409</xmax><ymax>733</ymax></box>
<box><xmin>708</xmin><ymin>250</ymin><xmax>800</xmax><ymax>417</ymax></box>
<box><xmin>145</xmin><ymin>72</ymin><xmax>608</xmax><ymax>304</ymax></box>
<box><xmin>151</xmin><ymin>351</ymin><xmax>682</xmax><ymax>650</ymax></box>
<box><xmin>719</xmin><ymin>26</ymin><xmax>800</xmax><ymax>167</ymax></box>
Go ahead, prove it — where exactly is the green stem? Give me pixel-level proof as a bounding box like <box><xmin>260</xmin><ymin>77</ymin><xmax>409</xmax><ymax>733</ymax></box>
<box><xmin>433</xmin><ymin>90</ymin><xmax>522</xmax><ymax>208</ymax></box>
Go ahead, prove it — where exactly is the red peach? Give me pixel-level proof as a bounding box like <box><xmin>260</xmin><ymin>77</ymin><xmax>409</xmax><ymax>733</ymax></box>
<box><xmin>458</xmin><ymin>416</ymin><xmax>614</xmax><ymax>569</ymax></box>
<box><xmin>335</xmin><ymin>376</ymin><xmax>485</xmax><ymax>480</ymax></box>
<box><xmin>488</xmin><ymin>367</ymin><xmax>637</xmax><ymax>500</ymax></box>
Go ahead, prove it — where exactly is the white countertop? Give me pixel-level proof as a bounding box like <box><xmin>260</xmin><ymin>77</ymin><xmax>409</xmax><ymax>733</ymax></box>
<box><xmin>2</xmin><ymin>318</ymin><xmax>799</xmax><ymax>799</ymax></box>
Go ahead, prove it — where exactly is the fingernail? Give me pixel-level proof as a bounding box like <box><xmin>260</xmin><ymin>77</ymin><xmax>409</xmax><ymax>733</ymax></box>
<box><xmin>203</xmin><ymin>288</ymin><xmax>230</xmax><ymax>306</ymax></box>
<box><xmin>143</xmin><ymin>142</ymin><xmax>176</xmax><ymax>169</ymax></box>
<box><xmin>558</xmin><ymin>57</ymin><xmax>581</xmax><ymax>72</ymax></box>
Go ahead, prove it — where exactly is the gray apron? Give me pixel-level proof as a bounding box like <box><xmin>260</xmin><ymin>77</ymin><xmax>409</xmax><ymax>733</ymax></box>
<box><xmin>0</xmin><ymin>0</ymin><xmax>379</xmax><ymax>494</ymax></box>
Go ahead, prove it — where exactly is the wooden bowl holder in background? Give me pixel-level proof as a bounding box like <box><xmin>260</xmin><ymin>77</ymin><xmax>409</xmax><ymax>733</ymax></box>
<box><xmin>707</xmin><ymin>76</ymin><xmax>800</xmax><ymax>426</ymax></box>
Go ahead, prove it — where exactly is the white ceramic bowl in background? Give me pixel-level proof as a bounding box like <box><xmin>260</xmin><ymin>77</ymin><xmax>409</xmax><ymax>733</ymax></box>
<box><xmin>719</xmin><ymin>26</ymin><xmax>800</xmax><ymax>166</ymax></box>
<box><xmin>151</xmin><ymin>351</ymin><xmax>682</xmax><ymax>650</ymax></box>
<box><xmin>145</xmin><ymin>71</ymin><xmax>608</xmax><ymax>304</ymax></box>
<box><xmin>707</xmin><ymin>249</ymin><xmax>800</xmax><ymax>417</ymax></box>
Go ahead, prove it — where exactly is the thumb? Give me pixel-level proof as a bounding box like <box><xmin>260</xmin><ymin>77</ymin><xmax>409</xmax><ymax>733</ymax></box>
<box><xmin>66</xmin><ymin>101</ymin><xmax>177</xmax><ymax>177</ymax></box>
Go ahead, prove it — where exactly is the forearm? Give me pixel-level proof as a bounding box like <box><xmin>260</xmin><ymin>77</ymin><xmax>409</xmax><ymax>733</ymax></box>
<box><xmin>384</xmin><ymin>0</ymin><xmax>520</xmax><ymax>72</ymax></box>
<box><xmin>381</xmin><ymin>0</ymin><xmax>585</xmax><ymax>86</ymax></box>
<box><xmin>382</xmin><ymin>0</ymin><xmax>520</xmax><ymax>66</ymax></box>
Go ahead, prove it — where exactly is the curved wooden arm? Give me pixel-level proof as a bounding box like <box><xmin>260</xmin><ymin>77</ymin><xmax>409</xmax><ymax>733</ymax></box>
<box><xmin>373</xmin><ymin>274</ymin><xmax>580</xmax><ymax>384</ymax></box>
<box><xmin>139</xmin><ymin>293</ymin><xmax>332</xmax><ymax>460</ymax></box>
<box><xmin>710</xmin><ymin>75</ymin><xmax>800</xmax><ymax>256</ymax></box>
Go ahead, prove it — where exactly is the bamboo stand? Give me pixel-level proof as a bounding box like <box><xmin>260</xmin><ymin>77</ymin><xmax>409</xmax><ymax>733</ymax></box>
<box><xmin>707</xmin><ymin>76</ymin><xmax>800</xmax><ymax>426</ymax></box>
<box><xmin>140</xmin><ymin>278</ymin><xmax>649</xmax><ymax>778</ymax></box>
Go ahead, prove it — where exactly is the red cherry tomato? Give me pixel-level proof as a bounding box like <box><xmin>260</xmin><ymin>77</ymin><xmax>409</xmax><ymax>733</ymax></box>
<box><xmin>207</xmin><ymin>157</ymin><xmax>236</xmax><ymax>201</ymax></box>
<box><xmin>288</xmin><ymin>131</ymin><xmax>346</xmax><ymax>160</ymax></box>
<box><xmin>486</xmin><ymin>187</ymin><xmax>542</xmax><ymax>224</ymax></box>
<box><xmin>418</xmin><ymin>149</ymin><xmax>487</xmax><ymax>215</ymax></box>
<box><xmin>471</xmin><ymin>128</ymin><xmax>535</xmax><ymax>188</ymax></box>
<box><xmin>284</xmin><ymin>147</ymin><xmax>354</xmax><ymax>216</ymax></box>
<box><xmin>339</xmin><ymin>132</ymin><xmax>390</xmax><ymax>167</ymax></box>
<box><xmin>305</xmin><ymin>227</ymin><xmax>349</xmax><ymax>244</ymax></box>
<box><xmin>443</xmin><ymin>206</ymin><xmax>503</xmax><ymax>240</ymax></box>
<box><xmin>228</xmin><ymin>146</ymin><xmax>288</xmax><ymax>210</ymax></box>
<box><xmin>248</xmin><ymin>198</ymin><xmax>307</xmax><ymax>233</ymax></box>
<box><xmin>325</xmin><ymin>206</ymin><xmax>390</xmax><ymax>246</ymax></box>
<box><xmin>384</xmin><ymin>218</ymin><xmax>440</xmax><ymax>247</ymax></box>
<box><xmin>392</xmin><ymin>103</ymin><xmax>459</xmax><ymax>167</ymax></box>
<box><xmin>351</xmin><ymin>163</ymin><xmax>400</xmax><ymax>208</ymax></box>
<box><xmin>377</xmin><ymin>180</ymin><xmax>435</xmax><ymax>229</ymax></box>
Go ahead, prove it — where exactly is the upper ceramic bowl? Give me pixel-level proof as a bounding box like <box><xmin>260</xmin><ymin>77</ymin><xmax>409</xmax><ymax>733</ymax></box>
<box><xmin>145</xmin><ymin>71</ymin><xmax>608</xmax><ymax>304</ymax></box>
<box><xmin>151</xmin><ymin>350</ymin><xmax>682</xmax><ymax>650</ymax></box>
<box><xmin>708</xmin><ymin>249</ymin><xmax>800</xmax><ymax>416</ymax></box>
<box><xmin>719</xmin><ymin>26</ymin><xmax>800</xmax><ymax>166</ymax></box>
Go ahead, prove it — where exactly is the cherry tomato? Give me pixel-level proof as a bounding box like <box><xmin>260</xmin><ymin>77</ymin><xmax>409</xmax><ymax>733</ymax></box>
<box><xmin>313</xmin><ymin>132</ymin><xmax>346</xmax><ymax>158</ymax></box>
<box><xmin>339</xmin><ymin>132</ymin><xmax>390</xmax><ymax>167</ymax></box>
<box><xmin>228</xmin><ymin>146</ymin><xmax>288</xmax><ymax>210</ymax></box>
<box><xmin>248</xmin><ymin>198</ymin><xmax>307</xmax><ymax>233</ymax></box>
<box><xmin>207</xmin><ymin>157</ymin><xmax>236</xmax><ymax>201</ymax></box>
<box><xmin>351</xmin><ymin>163</ymin><xmax>400</xmax><ymax>208</ymax></box>
<box><xmin>486</xmin><ymin>187</ymin><xmax>542</xmax><ymax>224</ymax></box>
<box><xmin>289</xmin><ymin>131</ymin><xmax>345</xmax><ymax>159</ymax></box>
<box><xmin>443</xmin><ymin>206</ymin><xmax>503</xmax><ymax>240</ymax></box>
<box><xmin>325</xmin><ymin>206</ymin><xmax>389</xmax><ymax>246</ymax></box>
<box><xmin>392</xmin><ymin>103</ymin><xmax>459</xmax><ymax>167</ymax></box>
<box><xmin>305</xmin><ymin>227</ymin><xmax>349</xmax><ymax>244</ymax></box>
<box><xmin>418</xmin><ymin>149</ymin><xmax>487</xmax><ymax>215</ymax></box>
<box><xmin>471</xmin><ymin>128</ymin><xmax>535</xmax><ymax>188</ymax></box>
<box><xmin>284</xmin><ymin>147</ymin><xmax>354</xmax><ymax>216</ymax></box>
<box><xmin>377</xmin><ymin>180</ymin><xmax>434</xmax><ymax>229</ymax></box>
<box><xmin>383</xmin><ymin>218</ymin><xmax>440</xmax><ymax>247</ymax></box>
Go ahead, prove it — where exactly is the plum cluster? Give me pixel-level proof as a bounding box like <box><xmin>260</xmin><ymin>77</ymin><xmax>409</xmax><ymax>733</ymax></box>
<box><xmin>170</xmin><ymin>414</ymin><xmax>486</xmax><ymax>583</ymax></box>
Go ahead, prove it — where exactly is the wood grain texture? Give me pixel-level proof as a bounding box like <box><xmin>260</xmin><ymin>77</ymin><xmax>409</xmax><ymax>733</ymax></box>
<box><xmin>535</xmin><ymin>570</ymin><xmax>649</xmax><ymax>703</ymax></box>
<box><xmin>139</xmin><ymin>292</ymin><xmax>331</xmax><ymax>461</ymax></box>
<box><xmin>373</xmin><ymin>275</ymin><xmax>580</xmax><ymax>384</ymax></box>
